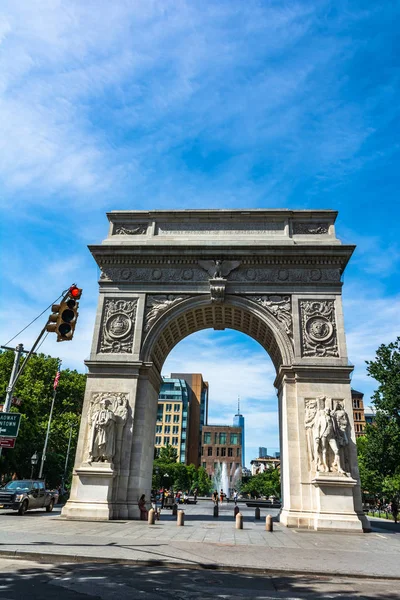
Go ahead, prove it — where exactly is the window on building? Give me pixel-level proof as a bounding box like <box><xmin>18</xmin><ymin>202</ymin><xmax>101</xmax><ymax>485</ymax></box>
<box><xmin>166</xmin><ymin>404</ymin><xmax>172</xmax><ymax>412</ymax></box>
<box><xmin>202</xmin><ymin>462</ymin><xmax>206</xmax><ymax>469</ymax></box>
<box><xmin>172</xmin><ymin>437</ymin><xmax>179</xmax><ymax>445</ymax></box>
<box><xmin>216</xmin><ymin>447</ymin><xmax>220</xmax><ymax>456</ymax></box>
<box><xmin>156</xmin><ymin>425</ymin><xmax>162</xmax><ymax>433</ymax></box>
<box><xmin>165</xmin><ymin>414</ymin><xmax>171</xmax><ymax>423</ymax></box>
<box><xmin>237</xmin><ymin>448</ymin><xmax>240</xmax><ymax>457</ymax></box>
<box><xmin>164</xmin><ymin>426</ymin><xmax>170</xmax><ymax>434</ymax></box>
<box><xmin>219</xmin><ymin>433</ymin><xmax>227</xmax><ymax>444</ymax></box>
<box><xmin>172</xmin><ymin>426</ymin><xmax>179</xmax><ymax>434</ymax></box>
<box><xmin>208</xmin><ymin>447</ymin><xmax>212</xmax><ymax>456</ymax></box>
<box><xmin>173</xmin><ymin>415</ymin><xmax>180</xmax><ymax>423</ymax></box>
<box><xmin>228</xmin><ymin>448</ymin><xmax>233</xmax><ymax>457</ymax></box>
<box><xmin>214</xmin><ymin>462</ymin><xmax>217</xmax><ymax>470</ymax></box>
<box><xmin>157</xmin><ymin>404</ymin><xmax>163</xmax><ymax>421</ymax></box>
<box><xmin>155</xmin><ymin>436</ymin><xmax>161</xmax><ymax>444</ymax></box>
<box><xmin>214</xmin><ymin>433</ymin><xmax>218</xmax><ymax>444</ymax></box>
<box><xmin>174</xmin><ymin>404</ymin><xmax>180</xmax><ymax>411</ymax></box>
<box><xmin>204</xmin><ymin>432</ymin><xmax>211</xmax><ymax>444</ymax></box>
<box><xmin>230</xmin><ymin>433</ymin><xmax>238</xmax><ymax>445</ymax></box>
<box><xmin>163</xmin><ymin>436</ymin><xmax>170</xmax><ymax>445</ymax></box>
<box><xmin>201</xmin><ymin>446</ymin><xmax>204</xmax><ymax>456</ymax></box>
<box><xmin>221</xmin><ymin>447</ymin><xmax>226</xmax><ymax>457</ymax></box>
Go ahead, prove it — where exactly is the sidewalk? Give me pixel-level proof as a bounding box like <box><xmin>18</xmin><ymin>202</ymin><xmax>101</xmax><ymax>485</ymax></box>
<box><xmin>0</xmin><ymin>503</ymin><xmax>399</xmax><ymax>579</ymax></box>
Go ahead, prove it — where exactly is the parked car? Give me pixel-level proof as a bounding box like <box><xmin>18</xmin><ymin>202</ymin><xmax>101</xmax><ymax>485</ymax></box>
<box><xmin>0</xmin><ymin>480</ymin><xmax>59</xmax><ymax>515</ymax></box>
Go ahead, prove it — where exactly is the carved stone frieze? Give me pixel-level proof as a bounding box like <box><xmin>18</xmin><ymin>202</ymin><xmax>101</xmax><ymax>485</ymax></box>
<box><xmin>113</xmin><ymin>224</ymin><xmax>147</xmax><ymax>235</ymax></box>
<box><xmin>304</xmin><ymin>396</ymin><xmax>350</xmax><ymax>474</ymax></box>
<box><xmin>144</xmin><ymin>295</ymin><xmax>189</xmax><ymax>332</ymax></box>
<box><xmin>300</xmin><ymin>300</ymin><xmax>339</xmax><ymax>357</ymax></box>
<box><xmin>198</xmin><ymin>259</ymin><xmax>241</xmax><ymax>279</ymax></box>
<box><xmin>98</xmin><ymin>299</ymin><xmax>137</xmax><ymax>354</ymax></box>
<box><xmin>248</xmin><ymin>295</ymin><xmax>292</xmax><ymax>337</ymax></box>
<box><xmin>99</xmin><ymin>264</ymin><xmax>341</xmax><ymax>285</ymax></box>
<box><xmin>293</xmin><ymin>222</ymin><xmax>329</xmax><ymax>235</ymax></box>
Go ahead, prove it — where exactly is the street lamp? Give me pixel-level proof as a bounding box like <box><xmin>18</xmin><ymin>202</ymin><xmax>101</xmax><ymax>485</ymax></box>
<box><xmin>31</xmin><ymin>451</ymin><xmax>39</xmax><ymax>479</ymax></box>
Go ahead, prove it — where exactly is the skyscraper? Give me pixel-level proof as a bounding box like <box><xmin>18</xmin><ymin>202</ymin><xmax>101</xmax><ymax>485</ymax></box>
<box><xmin>232</xmin><ymin>397</ymin><xmax>245</xmax><ymax>467</ymax></box>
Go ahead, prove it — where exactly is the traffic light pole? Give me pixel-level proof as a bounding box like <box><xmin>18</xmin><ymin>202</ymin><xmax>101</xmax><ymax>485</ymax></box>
<box><xmin>0</xmin><ymin>343</ymin><xmax>26</xmax><ymax>459</ymax></box>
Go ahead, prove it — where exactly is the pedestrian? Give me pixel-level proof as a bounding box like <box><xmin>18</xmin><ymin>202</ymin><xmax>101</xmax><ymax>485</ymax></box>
<box><xmin>160</xmin><ymin>488</ymin><xmax>165</xmax><ymax>509</ymax></box>
<box><xmin>193</xmin><ymin>488</ymin><xmax>198</xmax><ymax>502</ymax></box>
<box><xmin>390</xmin><ymin>499</ymin><xmax>398</xmax><ymax>524</ymax></box>
<box><xmin>138</xmin><ymin>494</ymin><xmax>148</xmax><ymax>521</ymax></box>
<box><xmin>233</xmin><ymin>489</ymin><xmax>238</xmax><ymax>504</ymax></box>
<box><xmin>212</xmin><ymin>490</ymin><xmax>218</xmax><ymax>505</ymax></box>
<box><xmin>183</xmin><ymin>490</ymin><xmax>189</xmax><ymax>504</ymax></box>
<box><xmin>220</xmin><ymin>489</ymin><xmax>224</xmax><ymax>504</ymax></box>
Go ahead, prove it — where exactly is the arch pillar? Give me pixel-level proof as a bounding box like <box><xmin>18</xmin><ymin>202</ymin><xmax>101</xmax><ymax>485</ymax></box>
<box><xmin>277</xmin><ymin>365</ymin><xmax>369</xmax><ymax>531</ymax></box>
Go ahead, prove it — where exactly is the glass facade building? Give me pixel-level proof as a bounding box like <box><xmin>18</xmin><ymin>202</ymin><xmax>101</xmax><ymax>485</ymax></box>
<box><xmin>155</xmin><ymin>377</ymin><xmax>189</xmax><ymax>463</ymax></box>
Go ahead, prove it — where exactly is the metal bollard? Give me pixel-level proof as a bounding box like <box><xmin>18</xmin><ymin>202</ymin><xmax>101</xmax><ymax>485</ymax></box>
<box><xmin>255</xmin><ymin>507</ymin><xmax>261</xmax><ymax>520</ymax></box>
<box><xmin>177</xmin><ymin>510</ymin><xmax>185</xmax><ymax>526</ymax></box>
<box><xmin>265</xmin><ymin>514</ymin><xmax>273</xmax><ymax>532</ymax></box>
<box><xmin>234</xmin><ymin>505</ymin><xmax>239</xmax><ymax>517</ymax></box>
<box><xmin>148</xmin><ymin>508</ymin><xmax>155</xmax><ymax>525</ymax></box>
<box><xmin>172</xmin><ymin>503</ymin><xmax>178</xmax><ymax>517</ymax></box>
<box><xmin>236</xmin><ymin>511</ymin><xmax>243</xmax><ymax>529</ymax></box>
<box><xmin>213</xmin><ymin>504</ymin><xmax>219</xmax><ymax>518</ymax></box>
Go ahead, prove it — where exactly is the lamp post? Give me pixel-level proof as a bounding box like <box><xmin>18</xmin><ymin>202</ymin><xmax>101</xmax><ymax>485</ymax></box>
<box><xmin>30</xmin><ymin>451</ymin><xmax>39</xmax><ymax>479</ymax></box>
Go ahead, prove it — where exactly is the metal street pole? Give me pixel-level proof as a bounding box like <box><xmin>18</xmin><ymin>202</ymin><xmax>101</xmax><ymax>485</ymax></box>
<box><xmin>38</xmin><ymin>385</ymin><xmax>58</xmax><ymax>480</ymax></box>
<box><xmin>61</xmin><ymin>425</ymin><xmax>73</xmax><ymax>492</ymax></box>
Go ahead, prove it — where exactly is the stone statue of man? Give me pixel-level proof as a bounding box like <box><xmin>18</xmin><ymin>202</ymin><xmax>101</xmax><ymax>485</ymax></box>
<box><xmin>314</xmin><ymin>407</ymin><xmax>345</xmax><ymax>474</ymax></box>
<box><xmin>88</xmin><ymin>397</ymin><xmax>116</xmax><ymax>462</ymax></box>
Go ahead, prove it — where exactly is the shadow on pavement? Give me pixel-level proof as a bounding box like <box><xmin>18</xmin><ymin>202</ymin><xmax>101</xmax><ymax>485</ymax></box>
<box><xmin>1</xmin><ymin>560</ymin><xmax>400</xmax><ymax>600</ymax></box>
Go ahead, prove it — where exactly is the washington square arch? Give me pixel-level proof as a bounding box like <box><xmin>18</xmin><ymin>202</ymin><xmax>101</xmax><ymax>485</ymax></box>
<box><xmin>62</xmin><ymin>209</ymin><xmax>370</xmax><ymax>532</ymax></box>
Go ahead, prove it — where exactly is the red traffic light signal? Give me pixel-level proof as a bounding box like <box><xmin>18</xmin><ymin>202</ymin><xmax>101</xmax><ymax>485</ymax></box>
<box><xmin>69</xmin><ymin>285</ymin><xmax>82</xmax><ymax>299</ymax></box>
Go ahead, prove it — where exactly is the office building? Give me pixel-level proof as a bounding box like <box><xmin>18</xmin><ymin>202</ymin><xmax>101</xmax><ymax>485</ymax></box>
<box><xmin>233</xmin><ymin>398</ymin><xmax>245</xmax><ymax>467</ymax></box>
<box><xmin>154</xmin><ymin>377</ymin><xmax>190</xmax><ymax>463</ymax></box>
<box><xmin>259</xmin><ymin>447</ymin><xmax>268</xmax><ymax>458</ymax></box>
<box><xmin>171</xmin><ymin>373</ymin><xmax>209</xmax><ymax>466</ymax></box>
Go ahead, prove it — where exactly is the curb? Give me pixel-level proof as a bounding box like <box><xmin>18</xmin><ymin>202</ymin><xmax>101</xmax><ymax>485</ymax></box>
<box><xmin>0</xmin><ymin>549</ymin><xmax>399</xmax><ymax>581</ymax></box>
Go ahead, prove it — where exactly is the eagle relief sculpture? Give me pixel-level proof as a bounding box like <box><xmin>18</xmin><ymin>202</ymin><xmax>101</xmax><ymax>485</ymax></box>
<box><xmin>198</xmin><ymin>259</ymin><xmax>241</xmax><ymax>279</ymax></box>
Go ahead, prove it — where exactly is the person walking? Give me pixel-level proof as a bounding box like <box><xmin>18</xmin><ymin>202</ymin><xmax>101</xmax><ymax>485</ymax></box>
<box><xmin>220</xmin><ymin>489</ymin><xmax>224</xmax><ymax>504</ymax></box>
<box><xmin>138</xmin><ymin>494</ymin><xmax>148</xmax><ymax>521</ymax></box>
<box><xmin>212</xmin><ymin>490</ymin><xmax>218</xmax><ymax>505</ymax></box>
<box><xmin>390</xmin><ymin>499</ymin><xmax>398</xmax><ymax>523</ymax></box>
<box><xmin>233</xmin><ymin>489</ymin><xmax>238</xmax><ymax>504</ymax></box>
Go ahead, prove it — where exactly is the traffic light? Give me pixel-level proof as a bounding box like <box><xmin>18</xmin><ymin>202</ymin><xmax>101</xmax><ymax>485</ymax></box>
<box><xmin>46</xmin><ymin>285</ymin><xmax>82</xmax><ymax>342</ymax></box>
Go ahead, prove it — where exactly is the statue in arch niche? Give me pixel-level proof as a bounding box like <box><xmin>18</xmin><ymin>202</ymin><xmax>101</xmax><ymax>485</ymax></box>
<box><xmin>87</xmin><ymin>393</ymin><xmax>129</xmax><ymax>463</ymax></box>
<box><xmin>305</xmin><ymin>396</ymin><xmax>351</xmax><ymax>474</ymax></box>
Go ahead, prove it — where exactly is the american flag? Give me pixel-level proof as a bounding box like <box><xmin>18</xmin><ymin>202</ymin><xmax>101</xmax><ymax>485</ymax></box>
<box><xmin>53</xmin><ymin>370</ymin><xmax>61</xmax><ymax>390</ymax></box>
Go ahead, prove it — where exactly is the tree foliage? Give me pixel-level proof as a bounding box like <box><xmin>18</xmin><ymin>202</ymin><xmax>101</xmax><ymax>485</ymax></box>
<box><xmin>240</xmin><ymin>469</ymin><xmax>281</xmax><ymax>499</ymax></box>
<box><xmin>0</xmin><ymin>350</ymin><xmax>86</xmax><ymax>488</ymax></box>
<box><xmin>357</xmin><ymin>337</ymin><xmax>400</xmax><ymax>501</ymax></box>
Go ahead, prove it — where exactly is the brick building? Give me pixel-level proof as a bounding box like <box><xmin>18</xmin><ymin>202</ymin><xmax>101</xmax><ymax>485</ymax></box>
<box><xmin>352</xmin><ymin>388</ymin><xmax>367</xmax><ymax>437</ymax></box>
<box><xmin>201</xmin><ymin>424</ymin><xmax>242</xmax><ymax>486</ymax></box>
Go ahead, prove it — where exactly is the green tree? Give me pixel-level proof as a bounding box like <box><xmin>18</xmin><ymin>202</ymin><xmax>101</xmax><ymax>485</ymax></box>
<box><xmin>158</xmin><ymin>443</ymin><xmax>178</xmax><ymax>464</ymax></box>
<box><xmin>0</xmin><ymin>350</ymin><xmax>86</xmax><ymax>488</ymax></box>
<box><xmin>240</xmin><ymin>469</ymin><xmax>281</xmax><ymax>499</ymax></box>
<box><xmin>357</xmin><ymin>338</ymin><xmax>400</xmax><ymax>501</ymax></box>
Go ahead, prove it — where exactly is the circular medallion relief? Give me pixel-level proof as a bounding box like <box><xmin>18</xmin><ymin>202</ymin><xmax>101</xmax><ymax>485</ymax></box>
<box><xmin>120</xmin><ymin>268</ymin><xmax>132</xmax><ymax>280</ymax></box>
<box><xmin>246</xmin><ymin>268</ymin><xmax>256</xmax><ymax>281</ymax></box>
<box><xmin>182</xmin><ymin>269</ymin><xmax>193</xmax><ymax>280</ymax></box>
<box><xmin>278</xmin><ymin>269</ymin><xmax>289</xmax><ymax>281</ymax></box>
<box><xmin>152</xmin><ymin>269</ymin><xmax>162</xmax><ymax>280</ymax></box>
<box><xmin>306</xmin><ymin>317</ymin><xmax>333</xmax><ymax>342</ymax></box>
<box><xmin>106</xmin><ymin>313</ymin><xmax>132</xmax><ymax>339</ymax></box>
<box><xmin>310</xmin><ymin>269</ymin><xmax>321</xmax><ymax>281</ymax></box>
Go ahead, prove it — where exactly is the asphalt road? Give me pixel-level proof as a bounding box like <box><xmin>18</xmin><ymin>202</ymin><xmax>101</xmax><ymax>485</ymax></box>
<box><xmin>0</xmin><ymin>557</ymin><xmax>399</xmax><ymax>600</ymax></box>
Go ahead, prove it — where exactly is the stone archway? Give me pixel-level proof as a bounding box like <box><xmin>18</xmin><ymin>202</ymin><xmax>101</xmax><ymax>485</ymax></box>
<box><xmin>62</xmin><ymin>209</ymin><xmax>369</xmax><ymax>531</ymax></box>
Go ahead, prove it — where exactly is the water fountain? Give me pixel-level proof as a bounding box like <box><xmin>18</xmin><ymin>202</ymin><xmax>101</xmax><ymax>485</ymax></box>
<box><xmin>212</xmin><ymin>462</ymin><xmax>230</xmax><ymax>496</ymax></box>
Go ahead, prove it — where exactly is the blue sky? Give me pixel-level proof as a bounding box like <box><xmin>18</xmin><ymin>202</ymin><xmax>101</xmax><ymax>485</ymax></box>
<box><xmin>1</xmin><ymin>1</ymin><xmax>400</xmax><ymax>465</ymax></box>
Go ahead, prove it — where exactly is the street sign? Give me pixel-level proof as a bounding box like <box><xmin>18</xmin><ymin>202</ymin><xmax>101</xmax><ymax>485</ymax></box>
<box><xmin>0</xmin><ymin>413</ymin><xmax>21</xmax><ymax>438</ymax></box>
<box><xmin>0</xmin><ymin>437</ymin><xmax>16</xmax><ymax>449</ymax></box>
